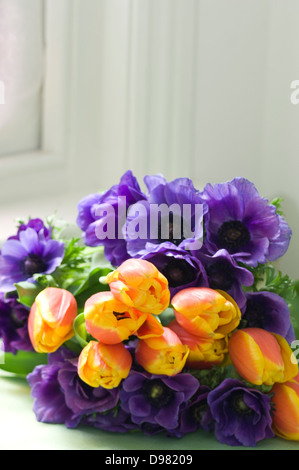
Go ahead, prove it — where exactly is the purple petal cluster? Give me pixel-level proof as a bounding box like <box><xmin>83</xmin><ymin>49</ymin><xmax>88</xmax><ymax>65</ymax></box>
<box><xmin>0</xmin><ymin>292</ymin><xmax>33</xmax><ymax>353</ymax></box>
<box><xmin>207</xmin><ymin>378</ymin><xmax>274</xmax><ymax>447</ymax></box>
<box><xmin>199</xmin><ymin>177</ymin><xmax>291</xmax><ymax>267</ymax></box>
<box><xmin>243</xmin><ymin>291</ymin><xmax>295</xmax><ymax>343</ymax></box>
<box><xmin>8</xmin><ymin>218</ymin><xmax>52</xmax><ymax>241</ymax></box>
<box><xmin>193</xmin><ymin>248</ymin><xmax>254</xmax><ymax>312</ymax></box>
<box><xmin>119</xmin><ymin>370</ymin><xmax>199</xmax><ymax>433</ymax></box>
<box><xmin>0</xmin><ymin>227</ymin><xmax>64</xmax><ymax>293</ymax></box>
<box><xmin>168</xmin><ymin>384</ymin><xmax>214</xmax><ymax>438</ymax></box>
<box><xmin>76</xmin><ymin>170</ymin><xmax>146</xmax><ymax>266</ymax></box>
<box><xmin>27</xmin><ymin>348</ymin><xmax>120</xmax><ymax>429</ymax></box>
<box><xmin>140</xmin><ymin>242</ymin><xmax>208</xmax><ymax>296</ymax></box>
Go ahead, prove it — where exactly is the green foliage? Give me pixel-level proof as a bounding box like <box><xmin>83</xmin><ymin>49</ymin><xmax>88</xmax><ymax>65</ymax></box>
<box><xmin>0</xmin><ymin>350</ymin><xmax>48</xmax><ymax>377</ymax></box>
<box><xmin>270</xmin><ymin>197</ymin><xmax>285</xmax><ymax>216</ymax></box>
<box><xmin>243</xmin><ymin>262</ymin><xmax>296</xmax><ymax>307</ymax></box>
<box><xmin>242</xmin><ymin>261</ymin><xmax>299</xmax><ymax>339</ymax></box>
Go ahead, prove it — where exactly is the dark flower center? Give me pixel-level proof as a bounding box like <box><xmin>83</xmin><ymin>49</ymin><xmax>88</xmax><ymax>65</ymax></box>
<box><xmin>232</xmin><ymin>393</ymin><xmax>253</xmax><ymax>415</ymax></box>
<box><xmin>22</xmin><ymin>254</ymin><xmax>46</xmax><ymax>276</ymax></box>
<box><xmin>156</xmin><ymin>213</ymin><xmax>185</xmax><ymax>246</ymax></box>
<box><xmin>206</xmin><ymin>261</ymin><xmax>234</xmax><ymax>290</ymax></box>
<box><xmin>244</xmin><ymin>299</ymin><xmax>265</xmax><ymax>328</ymax></box>
<box><xmin>113</xmin><ymin>311</ymin><xmax>129</xmax><ymax>321</ymax></box>
<box><xmin>191</xmin><ymin>402</ymin><xmax>208</xmax><ymax>424</ymax></box>
<box><xmin>217</xmin><ymin>221</ymin><xmax>250</xmax><ymax>251</ymax></box>
<box><xmin>10</xmin><ymin>308</ymin><xmax>25</xmax><ymax>328</ymax></box>
<box><xmin>142</xmin><ymin>379</ymin><xmax>174</xmax><ymax>409</ymax></box>
<box><xmin>161</xmin><ymin>258</ymin><xmax>197</xmax><ymax>288</ymax></box>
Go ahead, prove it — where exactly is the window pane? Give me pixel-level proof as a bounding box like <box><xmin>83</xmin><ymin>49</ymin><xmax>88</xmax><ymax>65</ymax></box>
<box><xmin>0</xmin><ymin>0</ymin><xmax>44</xmax><ymax>156</ymax></box>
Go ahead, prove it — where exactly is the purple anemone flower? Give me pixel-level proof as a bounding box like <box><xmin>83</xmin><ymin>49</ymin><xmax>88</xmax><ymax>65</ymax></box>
<box><xmin>119</xmin><ymin>370</ymin><xmax>199</xmax><ymax>432</ymax></box>
<box><xmin>124</xmin><ymin>175</ymin><xmax>206</xmax><ymax>258</ymax></box>
<box><xmin>168</xmin><ymin>384</ymin><xmax>214</xmax><ymax>438</ymax></box>
<box><xmin>76</xmin><ymin>170</ymin><xmax>146</xmax><ymax>266</ymax></box>
<box><xmin>194</xmin><ymin>248</ymin><xmax>254</xmax><ymax>312</ymax></box>
<box><xmin>0</xmin><ymin>292</ymin><xmax>33</xmax><ymax>353</ymax></box>
<box><xmin>243</xmin><ymin>291</ymin><xmax>295</xmax><ymax>343</ymax></box>
<box><xmin>207</xmin><ymin>378</ymin><xmax>274</xmax><ymax>447</ymax></box>
<box><xmin>83</xmin><ymin>408</ymin><xmax>136</xmax><ymax>433</ymax></box>
<box><xmin>199</xmin><ymin>178</ymin><xmax>291</xmax><ymax>267</ymax></box>
<box><xmin>27</xmin><ymin>348</ymin><xmax>119</xmax><ymax>429</ymax></box>
<box><xmin>0</xmin><ymin>227</ymin><xmax>65</xmax><ymax>293</ymax></box>
<box><xmin>8</xmin><ymin>218</ymin><xmax>52</xmax><ymax>241</ymax></box>
<box><xmin>139</xmin><ymin>242</ymin><xmax>208</xmax><ymax>296</ymax></box>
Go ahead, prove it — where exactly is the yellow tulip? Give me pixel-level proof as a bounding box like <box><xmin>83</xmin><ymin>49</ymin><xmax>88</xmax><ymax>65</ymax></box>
<box><xmin>84</xmin><ymin>291</ymin><xmax>163</xmax><ymax>344</ymax></box>
<box><xmin>171</xmin><ymin>287</ymin><xmax>241</xmax><ymax>339</ymax></box>
<box><xmin>168</xmin><ymin>319</ymin><xmax>228</xmax><ymax>369</ymax></box>
<box><xmin>107</xmin><ymin>259</ymin><xmax>170</xmax><ymax>315</ymax></box>
<box><xmin>77</xmin><ymin>340</ymin><xmax>132</xmax><ymax>389</ymax></box>
<box><xmin>135</xmin><ymin>326</ymin><xmax>189</xmax><ymax>376</ymax></box>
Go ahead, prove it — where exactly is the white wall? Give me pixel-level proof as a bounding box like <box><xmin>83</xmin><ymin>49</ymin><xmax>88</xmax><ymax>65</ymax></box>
<box><xmin>1</xmin><ymin>0</ymin><xmax>299</xmax><ymax>278</ymax></box>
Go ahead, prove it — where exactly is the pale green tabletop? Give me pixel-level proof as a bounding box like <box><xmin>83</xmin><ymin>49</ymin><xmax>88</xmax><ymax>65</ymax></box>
<box><xmin>0</xmin><ymin>371</ymin><xmax>298</xmax><ymax>451</ymax></box>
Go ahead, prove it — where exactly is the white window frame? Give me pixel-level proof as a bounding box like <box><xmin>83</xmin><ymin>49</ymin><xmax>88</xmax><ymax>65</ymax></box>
<box><xmin>0</xmin><ymin>0</ymin><xmax>74</xmax><ymax>202</ymax></box>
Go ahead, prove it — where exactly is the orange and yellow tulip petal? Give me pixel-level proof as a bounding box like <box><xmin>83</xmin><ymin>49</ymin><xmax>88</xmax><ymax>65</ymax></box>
<box><xmin>271</xmin><ymin>381</ymin><xmax>299</xmax><ymax>441</ymax></box>
<box><xmin>273</xmin><ymin>333</ymin><xmax>299</xmax><ymax>382</ymax></box>
<box><xmin>171</xmin><ymin>287</ymin><xmax>241</xmax><ymax>339</ymax></box>
<box><xmin>78</xmin><ymin>340</ymin><xmax>132</xmax><ymax>389</ymax></box>
<box><xmin>84</xmin><ymin>291</ymin><xmax>147</xmax><ymax>344</ymax></box>
<box><xmin>28</xmin><ymin>287</ymin><xmax>77</xmax><ymax>353</ymax></box>
<box><xmin>135</xmin><ymin>326</ymin><xmax>189</xmax><ymax>376</ymax></box>
<box><xmin>107</xmin><ymin>259</ymin><xmax>170</xmax><ymax>315</ymax></box>
<box><xmin>228</xmin><ymin>328</ymin><xmax>298</xmax><ymax>386</ymax></box>
<box><xmin>168</xmin><ymin>319</ymin><xmax>228</xmax><ymax>369</ymax></box>
<box><xmin>136</xmin><ymin>313</ymin><xmax>164</xmax><ymax>339</ymax></box>
<box><xmin>228</xmin><ymin>329</ymin><xmax>265</xmax><ymax>385</ymax></box>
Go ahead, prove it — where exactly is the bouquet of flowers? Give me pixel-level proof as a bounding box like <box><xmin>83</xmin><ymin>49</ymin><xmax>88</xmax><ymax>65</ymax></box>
<box><xmin>0</xmin><ymin>171</ymin><xmax>299</xmax><ymax>448</ymax></box>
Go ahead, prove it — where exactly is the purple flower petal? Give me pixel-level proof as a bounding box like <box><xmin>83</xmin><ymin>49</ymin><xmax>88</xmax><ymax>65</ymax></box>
<box><xmin>207</xmin><ymin>378</ymin><xmax>274</xmax><ymax>447</ymax></box>
<box><xmin>200</xmin><ymin>177</ymin><xmax>287</xmax><ymax>267</ymax></box>
<box><xmin>1</xmin><ymin>239</ymin><xmax>27</xmax><ymax>259</ymax></box>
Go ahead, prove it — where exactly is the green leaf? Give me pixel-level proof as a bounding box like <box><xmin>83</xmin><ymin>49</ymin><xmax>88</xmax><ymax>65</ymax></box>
<box><xmin>270</xmin><ymin>197</ymin><xmax>285</xmax><ymax>216</ymax></box>
<box><xmin>289</xmin><ymin>279</ymin><xmax>299</xmax><ymax>340</ymax></box>
<box><xmin>73</xmin><ymin>267</ymin><xmax>112</xmax><ymax>310</ymax></box>
<box><xmin>0</xmin><ymin>350</ymin><xmax>47</xmax><ymax>377</ymax></box>
<box><xmin>160</xmin><ymin>307</ymin><xmax>175</xmax><ymax>326</ymax></box>
<box><xmin>15</xmin><ymin>281</ymin><xmax>43</xmax><ymax>308</ymax></box>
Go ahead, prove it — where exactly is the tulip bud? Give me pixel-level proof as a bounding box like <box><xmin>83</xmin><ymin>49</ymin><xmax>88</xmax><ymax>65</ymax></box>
<box><xmin>78</xmin><ymin>340</ymin><xmax>132</xmax><ymax>389</ymax></box>
<box><xmin>106</xmin><ymin>259</ymin><xmax>170</xmax><ymax>315</ymax></box>
<box><xmin>28</xmin><ymin>287</ymin><xmax>77</xmax><ymax>353</ymax></box>
<box><xmin>171</xmin><ymin>287</ymin><xmax>241</xmax><ymax>339</ymax></box>
<box><xmin>135</xmin><ymin>327</ymin><xmax>189</xmax><ymax>376</ymax></box>
<box><xmin>84</xmin><ymin>291</ymin><xmax>162</xmax><ymax>344</ymax></box>
<box><xmin>228</xmin><ymin>327</ymin><xmax>298</xmax><ymax>386</ymax></box>
<box><xmin>271</xmin><ymin>380</ymin><xmax>299</xmax><ymax>441</ymax></box>
<box><xmin>168</xmin><ymin>319</ymin><xmax>228</xmax><ymax>369</ymax></box>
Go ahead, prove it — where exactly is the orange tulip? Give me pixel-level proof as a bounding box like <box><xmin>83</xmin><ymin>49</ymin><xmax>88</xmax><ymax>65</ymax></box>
<box><xmin>84</xmin><ymin>291</ymin><xmax>163</xmax><ymax>344</ymax></box>
<box><xmin>77</xmin><ymin>340</ymin><xmax>132</xmax><ymax>389</ymax></box>
<box><xmin>228</xmin><ymin>327</ymin><xmax>298</xmax><ymax>386</ymax></box>
<box><xmin>28</xmin><ymin>287</ymin><xmax>77</xmax><ymax>353</ymax></box>
<box><xmin>168</xmin><ymin>319</ymin><xmax>228</xmax><ymax>369</ymax></box>
<box><xmin>135</xmin><ymin>326</ymin><xmax>189</xmax><ymax>376</ymax></box>
<box><xmin>106</xmin><ymin>259</ymin><xmax>170</xmax><ymax>315</ymax></box>
<box><xmin>271</xmin><ymin>380</ymin><xmax>299</xmax><ymax>441</ymax></box>
<box><xmin>84</xmin><ymin>291</ymin><xmax>146</xmax><ymax>344</ymax></box>
<box><xmin>171</xmin><ymin>287</ymin><xmax>241</xmax><ymax>339</ymax></box>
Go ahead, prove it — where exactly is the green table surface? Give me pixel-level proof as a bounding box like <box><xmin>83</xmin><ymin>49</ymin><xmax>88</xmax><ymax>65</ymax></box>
<box><xmin>0</xmin><ymin>371</ymin><xmax>298</xmax><ymax>451</ymax></box>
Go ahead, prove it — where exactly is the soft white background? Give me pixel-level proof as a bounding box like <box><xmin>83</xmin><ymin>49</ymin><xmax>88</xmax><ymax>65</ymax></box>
<box><xmin>1</xmin><ymin>0</ymin><xmax>299</xmax><ymax>278</ymax></box>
